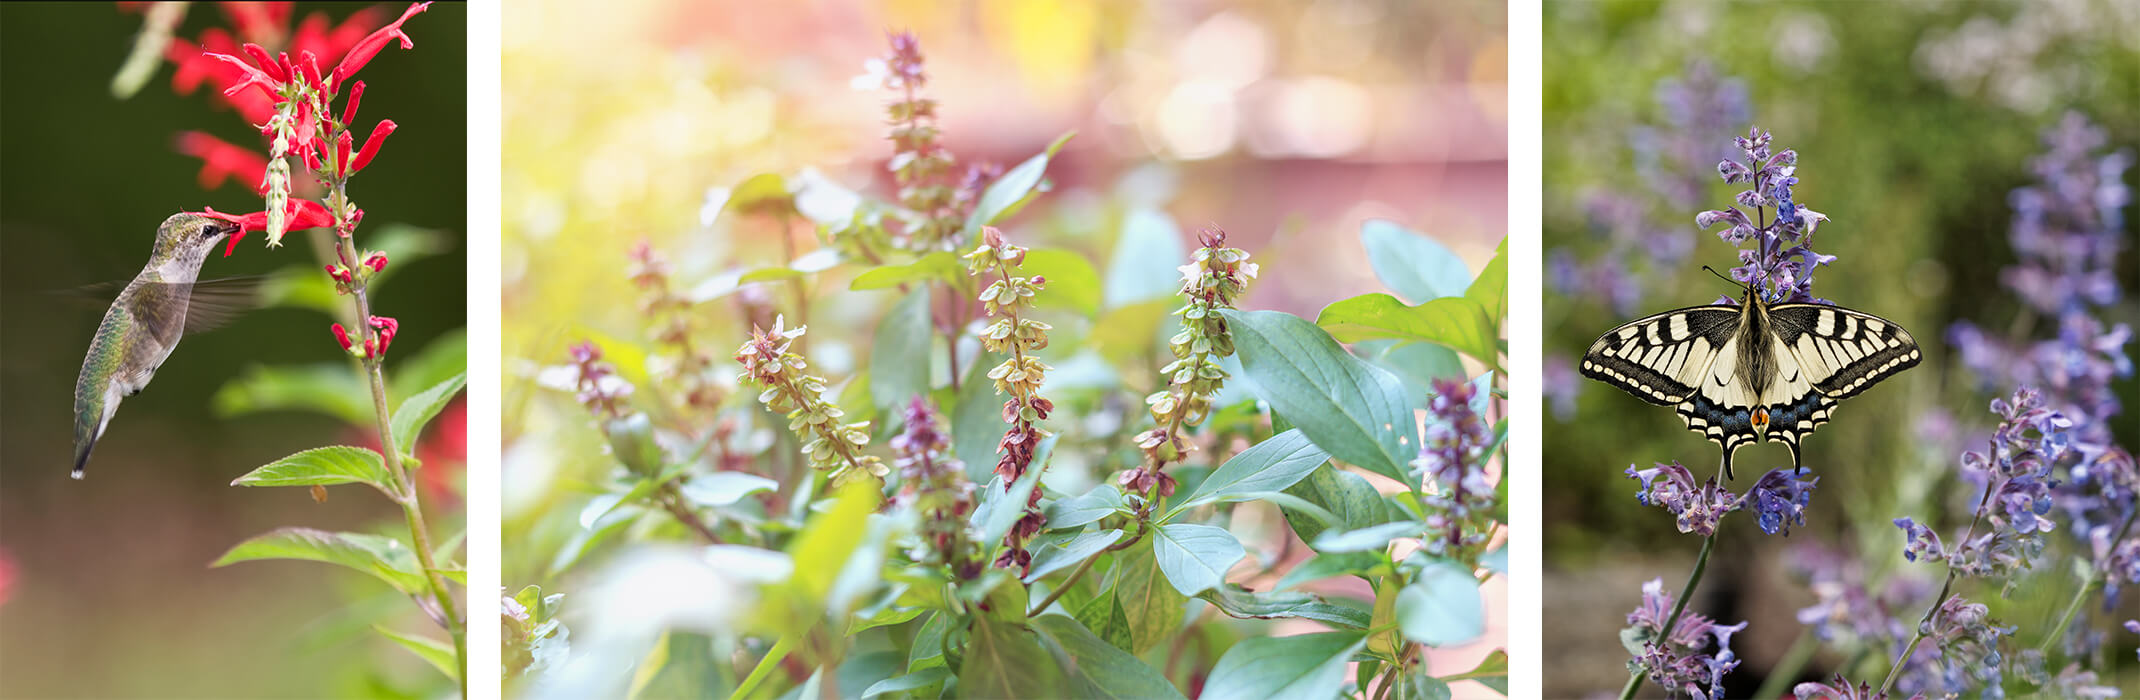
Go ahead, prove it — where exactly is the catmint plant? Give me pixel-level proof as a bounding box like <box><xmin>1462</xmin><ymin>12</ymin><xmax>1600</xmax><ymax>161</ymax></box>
<box><xmin>117</xmin><ymin>3</ymin><xmax>471</xmax><ymax>694</ymax></box>
<box><xmin>505</xmin><ymin>30</ymin><xmax>1510</xmax><ymax>700</ymax></box>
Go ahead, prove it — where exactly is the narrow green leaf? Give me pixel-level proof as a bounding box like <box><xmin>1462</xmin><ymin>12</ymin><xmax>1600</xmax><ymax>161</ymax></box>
<box><xmin>1198</xmin><ymin>584</ymin><xmax>1373</xmax><ymax>630</ymax></box>
<box><xmin>1316</xmin><ymin>293</ymin><xmax>1499</xmax><ymax>369</ymax></box>
<box><xmin>213</xmin><ymin>527</ymin><xmax>427</xmax><ymax>593</ymax></box>
<box><xmin>951</xmin><ymin>351</ymin><xmax>1006</xmax><ymax>482</ymax></box>
<box><xmin>851</xmin><ymin>251</ymin><xmax>961</xmax><ymax>291</ymax></box>
<box><xmin>1044</xmin><ymin>484</ymin><xmax>1126</xmax><ymax>530</ymax></box>
<box><xmin>1031</xmin><ymin>614</ymin><xmax>1188</xmax><ymax>700</ymax></box>
<box><xmin>1115</xmin><ymin>538</ymin><xmax>1188</xmax><ymax>655</ymax></box>
<box><xmin>1074</xmin><ymin>586</ymin><xmax>1135</xmax><ymax>654</ymax></box>
<box><xmin>1025</xmin><ymin>529</ymin><xmax>1124</xmax><ymax>584</ymax></box>
<box><xmin>1444</xmin><ymin>649</ymin><xmax>1508</xmax><ymax>695</ymax></box>
<box><xmin>1021</xmin><ymin>248</ymin><xmax>1102</xmax><ymax>317</ymax></box>
<box><xmin>211</xmin><ymin>364</ymin><xmax>369</xmax><ymax>425</ymax></box>
<box><xmin>376</xmin><ymin>625</ymin><xmax>459</xmax><ymax>681</ymax></box>
<box><xmin>1398</xmin><ymin>560</ymin><xmax>1486</xmax><ymax>647</ymax></box>
<box><xmin>1360</xmin><ymin>219</ymin><xmax>1471</xmax><ymax>303</ymax></box>
<box><xmin>230</xmin><ymin>446</ymin><xmax>396</xmax><ymax>499</ymax></box>
<box><xmin>390</xmin><ymin>371</ymin><xmax>466</xmax><ymax>451</ymax></box>
<box><xmin>1151</xmin><ymin>523</ymin><xmax>1246</xmax><ymax>596</ymax></box>
<box><xmin>1199</xmin><ymin>632</ymin><xmax>1365</xmax><ymax>700</ymax></box>
<box><xmin>1281</xmin><ymin>464</ymin><xmax>1398</xmax><ymax>547</ymax></box>
<box><xmin>958</xmin><ymin>617</ymin><xmax>1068</xmax><ymax>699</ymax></box>
<box><xmin>1396</xmin><ymin>668</ymin><xmax>1454</xmax><ymax>700</ymax></box>
<box><xmin>971</xmin><ymin>450</ymin><xmax>1049</xmax><ymax>551</ymax></box>
<box><xmin>678</xmin><ymin>471</ymin><xmax>778</xmax><ymax>507</ymax></box>
<box><xmin>963</xmin><ymin>131</ymin><xmax>1075</xmax><ymax>239</ymax></box>
<box><xmin>1311</xmin><ymin>521</ymin><xmax>1427</xmax><ymax>553</ymax></box>
<box><xmin>1223</xmin><ymin>309</ymin><xmax>1416</xmax><ymax>482</ymax></box>
<box><xmin>789</xmin><ymin>481</ymin><xmax>882</xmax><ymax>604</ymax></box>
<box><xmin>870</xmin><ymin>286</ymin><xmax>935</xmax><ymax>412</ymax></box>
<box><xmin>1467</xmin><ymin>237</ymin><xmax>1508</xmax><ymax>323</ymax></box>
<box><xmin>1104</xmin><ymin>208</ymin><xmax>1188</xmax><ymax>308</ymax></box>
<box><xmin>1273</xmin><ymin>552</ymin><xmax>1381</xmax><ymax>591</ymax></box>
<box><xmin>1174</xmin><ymin>429</ymin><xmax>1329</xmax><ymax>514</ymax></box>
<box><xmin>861</xmin><ymin>666</ymin><xmax>950</xmax><ymax>698</ymax></box>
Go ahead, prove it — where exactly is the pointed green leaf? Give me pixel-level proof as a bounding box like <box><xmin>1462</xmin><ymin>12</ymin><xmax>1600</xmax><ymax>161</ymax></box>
<box><xmin>1151</xmin><ymin>523</ymin><xmax>1245</xmax><ymax>596</ymax></box>
<box><xmin>851</xmin><ymin>251</ymin><xmax>961</xmax><ymax>291</ymax></box>
<box><xmin>1199</xmin><ymin>631</ymin><xmax>1365</xmax><ymax>700</ymax></box>
<box><xmin>1397</xmin><ymin>668</ymin><xmax>1454</xmax><ymax>700</ymax></box>
<box><xmin>1025</xmin><ymin>529</ymin><xmax>1125</xmax><ymax>584</ymax></box>
<box><xmin>229</xmin><ymin>446</ymin><xmax>396</xmax><ymax>499</ymax></box>
<box><xmin>1173</xmin><ymin>429</ymin><xmax>1329</xmax><ymax>513</ymax></box>
<box><xmin>1021</xmin><ymin>248</ymin><xmax>1102</xmax><ymax>316</ymax></box>
<box><xmin>375</xmin><ymin>625</ymin><xmax>459</xmax><ymax>681</ymax></box>
<box><xmin>213</xmin><ymin>527</ymin><xmax>427</xmax><ymax>593</ymax></box>
<box><xmin>963</xmin><ymin>131</ymin><xmax>1075</xmax><ymax>239</ymax></box>
<box><xmin>1115</xmin><ymin>538</ymin><xmax>1188</xmax><ymax>655</ymax></box>
<box><xmin>391</xmin><ymin>371</ymin><xmax>466</xmax><ymax>451</ymax></box>
<box><xmin>1223</xmin><ymin>309</ymin><xmax>1416</xmax><ymax>481</ymax></box>
<box><xmin>870</xmin><ymin>286</ymin><xmax>935</xmax><ymax>412</ymax></box>
<box><xmin>1311</xmin><ymin>521</ymin><xmax>1426</xmax><ymax>553</ymax></box>
<box><xmin>1467</xmin><ymin>237</ymin><xmax>1507</xmax><ymax>323</ymax></box>
<box><xmin>1281</xmin><ymin>465</ymin><xmax>1398</xmax><ymax>547</ymax></box>
<box><xmin>1198</xmin><ymin>584</ymin><xmax>1372</xmax><ymax>630</ymax></box>
<box><xmin>1444</xmin><ymin>649</ymin><xmax>1508</xmax><ymax>695</ymax></box>
<box><xmin>958</xmin><ymin>618</ymin><xmax>1068</xmax><ymax>699</ymax></box>
<box><xmin>1398</xmin><ymin>560</ymin><xmax>1486</xmax><ymax>647</ymax></box>
<box><xmin>1045</xmin><ymin>484</ymin><xmax>1126</xmax><ymax>530</ymax></box>
<box><xmin>861</xmin><ymin>666</ymin><xmax>951</xmax><ymax>698</ymax></box>
<box><xmin>1031</xmin><ymin>614</ymin><xmax>1188</xmax><ymax>700</ymax></box>
<box><xmin>971</xmin><ymin>450</ymin><xmax>1049</xmax><ymax>551</ymax></box>
<box><xmin>951</xmin><ymin>351</ymin><xmax>1006</xmax><ymax>481</ymax></box>
<box><xmin>211</xmin><ymin>364</ymin><xmax>369</xmax><ymax>424</ymax></box>
<box><xmin>1273</xmin><ymin>552</ymin><xmax>1382</xmax><ymax>591</ymax></box>
<box><xmin>678</xmin><ymin>471</ymin><xmax>778</xmax><ymax>507</ymax></box>
<box><xmin>1316</xmin><ymin>293</ymin><xmax>1499</xmax><ymax>369</ymax></box>
<box><xmin>1360</xmin><ymin>220</ymin><xmax>1470</xmax><ymax>303</ymax></box>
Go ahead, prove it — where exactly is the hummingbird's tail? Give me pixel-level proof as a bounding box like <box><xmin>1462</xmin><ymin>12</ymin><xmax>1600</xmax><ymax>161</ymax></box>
<box><xmin>72</xmin><ymin>439</ymin><xmax>94</xmax><ymax>480</ymax></box>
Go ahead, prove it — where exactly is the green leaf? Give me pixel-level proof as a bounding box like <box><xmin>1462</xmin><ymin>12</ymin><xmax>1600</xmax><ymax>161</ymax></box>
<box><xmin>1360</xmin><ymin>219</ymin><xmax>1471</xmax><ymax>303</ymax></box>
<box><xmin>1104</xmin><ymin>208</ymin><xmax>1189</xmax><ymax>308</ymax></box>
<box><xmin>1368</xmin><ymin>342</ymin><xmax>1468</xmax><ymax>404</ymax></box>
<box><xmin>229</xmin><ymin>446</ymin><xmax>396</xmax><ymax>499</ymax></box>
<box><xmin>1021</xmin><ymin>248</ymin><xmax>1102</xmax><ymax>317</ymax></box>
<box><xmin>1114</xmin><ymin>538</ymin><xmax>1188</xmax><ymax>655</ymax></box>
<box><xmin>1281</xmin><ymin>465</ymin><xmax>1398</xmax><ymax>547</ymax></box>
<box><xmin>861</xmin><ymin>667</ymin><xmax>951</xmax><ymax>698</ymax></box>
<box><xmin>678</xmin><ymin>471</ymin><xmax>778</xmax><ymax>507</ymax></box>
<box><xmin>1481</xmin><ymin>544</ymin><xmax>1508</xmax><ymax>576</ymax></box>
<box><xmin>1312</xmin><ymin>521</ymin><xmax>1426</xmax><ymax>553</ymax></box>
<box><xmin>1025</xmin><ymin>529</ymin><xmax>1125</xmax><ymax>584</ymax></box>
<box><xmin>1031</xmin><ymin>615</ymin><xmax>1188</xmax><ymax>700</ymax></box>
<box><xmin>711</xmin><ymin>172</ymin><xmax>794</xmax><ymax>218</ymax></box>
<box><xmin>1173</xmin><ymin>429</ymin><xmax>1329</xmax><ymax>514</ymax></box>
<box><xmin>1396</xmin><ymin>668</ymin><xmax>1454</xmax><ymax>700</ymax></box>
<box><xmin>971</xmin><ymin>448</ymin><xmax>1049</xmax><ymax>551</ymax></box>
<box><xmin>789</xmin><ymin>481</ymin><xmax>882</xmax><ymax>604</ymax></box>
<box><xmin>1073</xmin><ymin>587</ymin><xmax>1135</xmax><ymax>653</ymax></box>
<box><xmin>1398</xmin><ymin>560</ymin><xmax>1486</xmax><ymax>647</ymax></box>
<box><xmin>958</xmin><ymin>618</ymin><xmax>1068</xmax><ymax>699</ymax></box>
<box><xmin>376</xmin><ymin>625</ymin><xmax>459</xmax><ymax>681</ymax></box>
<box><xmin>1198</xmin><ymin>584</ymin><xmax>1372</xmax><ymax>630</ymax></box>
<box><xmin>951</xmin><ymin>351</ymin><xmax>1006</xmax><ymax>482</ymax></box>
<box><xmin>1199</xmin><ymin>632</ymin><xmax>1365</xmax><ymax>700</ymax></box>
<box><xmin>386</xmin><ymin>330</ymin><xmax>470</xmax><ymax>404</ymax></box>
<box><xmin>1044</xmin><ymin>484</ymin><xmax>1126</xmax><ymax>530</ymax></box>
<box><xmin>213</xmin><ymin>527</ymin><xmax>427</xmax><ymax>593</ymax></box>
<box><xmin>1273</xmin><ymin>552</ymin><xmax>1381</xmax><ymax>591</ymax></box>
<box><xmin>1444</xmin><ymin>649</ymin><xmax>1508</xmax><ymax>695</ymax></box>
<box><xmin>851</xmin><ymin>251</ymin><xmax>961</xmax><ymax>291</ymax></box>
<box><xmin>962</xmin><ymin>131</ymin><xmax>1075</xmax><ymax>240</ymax></box>
<box><xmin>870</xmin><ymin>286</ymin><xmax>935</xmax><ymax>412</ymax></box>
<box><xmin>1467</xmin><ymin>237</ymin><xmax>1508</xmax><ymax>323</ymax></box>
<box><xmin>211</xmin><ymin>364</ymin><xmax>369</xmax><ymax>425</ymax></box>
<box><xmin>1151</xmin><ymin>523</ymin><xmax>1246</xmax><ymax>596</ymax></box>
<box><xmin>390</xmin><ymin>371</ymin><xmax>466</xmax><ymax>452</ymax></box>
<box><xmin>1316</xmin><ymin>293</ymin><xmax>1499</xmax><ymax>369</ymax></box>
<box><xmin>1223</xmin><ymin>309</ymin><xmax>1416</xmax><ymax>482</ymax></box>
<box><xmin>1087</xmin><ymin>300</ymin><xmax>1174</xmax><ymax>368</ymax></box>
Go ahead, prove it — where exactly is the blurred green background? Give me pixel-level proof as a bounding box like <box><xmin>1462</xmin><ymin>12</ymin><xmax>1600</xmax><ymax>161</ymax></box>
<box><xmin>500</xmin><ymin>0</ymin><xmax>1506</xmax><ymax>693</ymax></box>
<box><xmin>0</xmin><ymin>3</ymin><xmax>466</xmax><ymax>697</ymax></box>
<box><xmin>1541</xmin><ymin>0</ymin><xmax>2137</xmax><ymax>696</ymax></box>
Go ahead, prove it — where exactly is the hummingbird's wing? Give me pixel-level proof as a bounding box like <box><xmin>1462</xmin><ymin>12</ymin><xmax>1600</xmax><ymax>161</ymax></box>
<box><xmin>174</xmin><ymin>276</ymin><xmax>265</xmax><ymax>334</ymax></box>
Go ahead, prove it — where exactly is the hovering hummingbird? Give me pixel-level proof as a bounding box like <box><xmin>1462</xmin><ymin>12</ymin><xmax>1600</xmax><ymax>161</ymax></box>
<box><xmin>71</xmin><ymin>212</ymin><xmax>256</xmax><ymax>479</ymax></box>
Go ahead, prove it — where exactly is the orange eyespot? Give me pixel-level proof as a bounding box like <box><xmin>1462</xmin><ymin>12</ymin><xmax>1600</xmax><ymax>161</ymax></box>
<box><xmin>1752</xmin><ymin>408</ymin><xmax>1770</xmax><ymax>429</ymax></box>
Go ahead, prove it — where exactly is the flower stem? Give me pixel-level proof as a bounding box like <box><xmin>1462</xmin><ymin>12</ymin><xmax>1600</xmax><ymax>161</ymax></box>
<box><xmin>339</xmin><ymin>230</ymin><xmax>466</xmax><ymax>695</ymax></box>
<box><xmin>2037</xmin><ymin>505</ymin><xmax>2137</xmax><ymax>655</ymax></box>
<box><xmin>1618</xmin><ymin>530</ymin><xmax>1717</xmax><ymax>700</ymax></box>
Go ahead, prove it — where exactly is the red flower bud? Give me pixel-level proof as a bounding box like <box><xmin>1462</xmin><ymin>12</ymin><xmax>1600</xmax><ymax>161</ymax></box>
<box><xmin>363</xmin><ymin>252</ymin><xmax>389</xmax><ymax>272</ymax></box>
<box><xmin>336</xmin><ymin>129</ymin><xmax>355</xmax><ymax>173</ymax></box>
<box><xmin>348</xmin><ymin>120</ymin><xmax>397</xmax><ymax>173</ymax></box>
<box><xmin>240</xmin><ymin>43</ymin><xmax>287</xmax><ymax>82</ymax></box>
<box><xmin>340</xmin><ymin>81</ymin><xmax>366</xmax><ymax>125</ymax></box>
<box><xmin>331</xmin><ymin>322</ymin><xmax>355</xmax><ymax>352</ymax></box>
<box><xmin>368</xmin><ymin>315</ymin><xmax>399</xmax><ymax>355</ymax></box>
<box><xmin>326</xmin><ymin>264</ymin><xmax>354</xmax><ymax>284</ymax></box>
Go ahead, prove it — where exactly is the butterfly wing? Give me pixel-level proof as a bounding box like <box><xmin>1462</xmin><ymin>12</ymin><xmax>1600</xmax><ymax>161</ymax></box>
<box><xmin>1579</xmin><ymin>305</ymin><xmax>1741</xmax><ymax>406</ymax></box>
<box><xmin>1756</xmin><ymin>304</ymin><xmax>1921</xmax><ymax>469</ymax></box>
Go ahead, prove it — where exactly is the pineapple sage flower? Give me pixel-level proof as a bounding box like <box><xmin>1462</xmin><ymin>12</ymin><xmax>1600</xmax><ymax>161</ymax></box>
<box><xmin>734</xmin><ymin>316</ymin><xmax>887</xmax><ymax>485</ymax></box>
<box><xmin>1121</xmin><ymin>226</ymin><xmax>1255</xmax><ymax>503</ymax></box>
<box><xmin>964</xmin><ymin>226</ymin><xmax>1054</xmax><ymax>569</ymax></box>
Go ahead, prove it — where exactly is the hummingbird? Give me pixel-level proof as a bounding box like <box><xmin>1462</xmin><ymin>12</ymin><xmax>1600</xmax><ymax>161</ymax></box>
<box><xmin>71</xmin><ymin>212</ymin><xmax>253</xmax><ymax>479</ymax></box>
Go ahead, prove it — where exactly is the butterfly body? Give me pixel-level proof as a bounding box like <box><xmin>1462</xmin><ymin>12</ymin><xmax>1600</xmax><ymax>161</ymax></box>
<box><xmin>1581</xmin><ymin>285</ymin><xmax>1920</xmax><ymax>478</ymax></box>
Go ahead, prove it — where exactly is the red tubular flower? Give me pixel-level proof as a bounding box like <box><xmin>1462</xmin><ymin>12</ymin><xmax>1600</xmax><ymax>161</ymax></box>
<box><xmin>205</xmin><ymin>51</ymin><xmax>283</xmax><ymax>100</ymax></box>
<box><xmin>330</xmin><ymin>2</ymin><xmax>431</xmax><ymax>93</ymax></box>
<box><xmin>240</xmin><ymin>43</ymin><xmax>288</xmax><ymax>82</ymax></box>
<box><xmin>367</xmin><ymin>315</ymin><xmax>399</xmax><ymax>356</ymax></box>
<box><xmin>173</xmin><ymin>131</ymin><xmax>269</xmax><ymax>193</ymax></box>
<box><xmin>348</xmin><ymin>120</ymin><xmax>397</xmax><ymax>173</ymax></box>
<box><xmin>340</xmin><ymin>80</ymin><xmax>365</xmax><ymax>125</ymax></box>
<box><xmin>193</xmin><ymin>199</ymin><xmax>335</xmax><ymax>256</ymax></box>
<box><xmin>331</xmin><ymin>322</ymin><xmax>356</xmax><ymax>352</ymax></box>
<box><xmin>336</xmin><ymin>129</ymin><xmax>355</xmax><ymax>173</ymax></box>
<box><xmin>326</xmin><ymin>264</ymin><xmax>354</xmax><ymax>284</ymax></box>
<box><xmin>217</xmin><ymin>2</ymin><xmax>292</xmax><ymax>46</ymax></box>
<box><xmin>363</xmin><ymin>252</ymin><xmax>389</xmax><ymax>272</ymax></box>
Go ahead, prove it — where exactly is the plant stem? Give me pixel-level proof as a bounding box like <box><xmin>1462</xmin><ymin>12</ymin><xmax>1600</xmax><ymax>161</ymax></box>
<box><xmin>2037</xmin><ymin>505</ymin><xmax>2137</xmax><ymax>655</ymax></box>
<box><xmin>1880</xmin><ymin>439</ymin><xmax>2004</xmax><ymax>696</ymax></box>
<box><xmin>658</xmin><ymin>481</ymin><xmax>723</xmax><ymax>544</ymax></box>
<box><xmin>729</xmin><ymin>634</ymin><xmax>795</xmax><ymax>700</ymax></box>
<box><xmin>336</xmin><ymin>231</ymin><xmax>466</xmax><ymax>695</ymax></box>
<box><xmin>1028</xmin><ymin>526</ymin><xmax>1146</xmax><ymax>616</ymax></box>
<box><xmin>1618</xmin><ymin>530</ymin><xmax>1717</xmax><ymax>700</ymax></box>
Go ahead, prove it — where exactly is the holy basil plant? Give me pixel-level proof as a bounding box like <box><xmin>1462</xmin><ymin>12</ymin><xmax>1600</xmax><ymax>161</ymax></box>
<box><xmin>504</xmin><ymin>32</ymin><xmax>1507</xmax><ymax>700</ymax></box>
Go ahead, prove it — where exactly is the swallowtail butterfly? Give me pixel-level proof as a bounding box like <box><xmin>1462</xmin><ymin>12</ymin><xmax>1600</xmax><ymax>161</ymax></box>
<box><xmin>1580</xmin><ymin>284</ymin><xmax>1920</xmax><ymax>478</ymax></box>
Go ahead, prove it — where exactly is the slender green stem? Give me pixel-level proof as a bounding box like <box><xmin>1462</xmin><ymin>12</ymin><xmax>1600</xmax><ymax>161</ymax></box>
<box><xmin>1619</xmin><ymin>531</ymin><xmax>1718</xmax><ymax>700</ymax></box>
<box><xmin>1029</xmin><ymin>524</ymin><xmax>1146</xmax><ymax>616</ymax></box>
<box><xmin>2038</xmin><ymin>506</ymin><xmax>2137</xmax><ymax>654</ymax></box>
<box><xmin>1880</xmin><ymin>439</ymin><xmax>2002</xmax><ymax>696</ymax></box>
<box><xmin>729</xmin><ymin>634</ymin><xmax>795</xmax><ymax>700</ymax></box>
